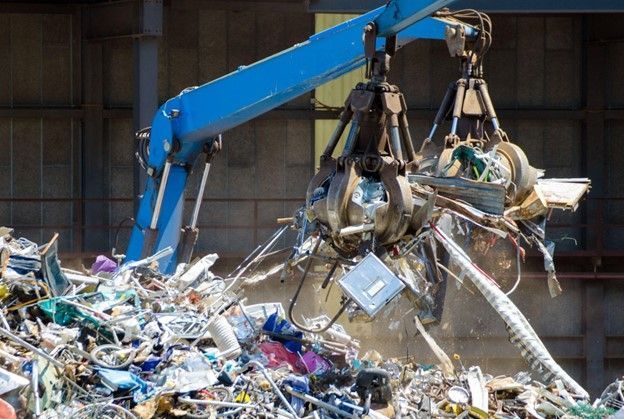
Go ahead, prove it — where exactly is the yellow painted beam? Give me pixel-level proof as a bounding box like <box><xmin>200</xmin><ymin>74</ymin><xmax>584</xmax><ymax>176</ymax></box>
<box><xmin>313</xmin><ymin>14</ymin><xmax>364</xmax><ymax>169</ymax></box>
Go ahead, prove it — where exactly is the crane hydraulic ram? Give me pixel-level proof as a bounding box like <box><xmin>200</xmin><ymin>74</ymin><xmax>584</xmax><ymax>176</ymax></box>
<box><xmin>125</xmin><ymin>0</ymin><xmax>477</xmax><ymax>273</ymax></box>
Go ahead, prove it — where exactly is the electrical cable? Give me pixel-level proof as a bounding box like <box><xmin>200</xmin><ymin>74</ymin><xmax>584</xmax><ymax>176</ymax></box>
<box><xmin>438</xmin><ymin>9</ymin><xmax>492</xmax><ymax>70</ymax></box>
<box><xmin>135</xmin><ymin>127</ymin><xmax>151</xmax><ymax>171</ymax></box>
<box><xmin>113</xmin><ymin>217</ymin><xmax>135</xmax><ymax>258</ymax></box>
<box><xmin>286</xmin><ymin>236</ymin><xmax>351</xmax><ymax>333</ymax></box>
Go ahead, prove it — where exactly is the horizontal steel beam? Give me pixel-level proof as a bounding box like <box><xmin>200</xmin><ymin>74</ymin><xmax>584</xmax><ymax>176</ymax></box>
<box><xmin>308</xmin><ymin>0</ymin><xmax>624</xmax><ymax>13</ymax></box>
<box><xmin>0</xmin><ymin>107</ymin><xmax>622</xmax><ymax>121</ymax></box>
<box><xmin>0</xmin><ymin>107</ymin><xmax>84</xmax><ymax>118</ymax></box>
<box><xmin>95</xmin><ymin>107</ymin><xmax>603</xmax><ymax>121</ymax></box>
<box><xmin>0</xmin><ymin>3</ymin><xmax>76</xmax><ymax>13</ymax></box>
<box><xmin>173</xmin><ymin>0</ymin><xmax>305</xmax><ymax>12</ymax></box>
<box><xmin>84</xmin><ymin>0</ymin><xmax>162</xmax><ymax>40</ymax></box>
<box><xmin>0</xmin><ymin>106</ymin><xmax>619</xmax><ymax>124</ymax></box>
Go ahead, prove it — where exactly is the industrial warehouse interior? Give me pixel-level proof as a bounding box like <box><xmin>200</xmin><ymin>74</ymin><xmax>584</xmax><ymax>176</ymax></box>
<box><xmin>0</xmin><ymin>0</ymin><xmax>623</xmax><ymax>417</ymax></box>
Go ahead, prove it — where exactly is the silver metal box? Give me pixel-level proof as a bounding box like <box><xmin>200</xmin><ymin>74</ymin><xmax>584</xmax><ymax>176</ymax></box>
<box><xmin>338</xmin><ymin>252</ymin><xmax>405</xmax><ymax>317</ymax></box>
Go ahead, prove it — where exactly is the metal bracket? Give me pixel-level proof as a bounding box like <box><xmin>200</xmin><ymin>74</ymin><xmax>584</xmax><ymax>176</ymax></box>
<box><xmin>444</xmin><ymin>24</ymin><xmax>466</xmax><ymax>58</ymax></box>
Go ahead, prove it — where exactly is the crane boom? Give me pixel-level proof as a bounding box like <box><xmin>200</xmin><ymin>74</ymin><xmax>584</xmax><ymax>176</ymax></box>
<box><xmin>126</xmin><ymin>0</ymin><xmax>476</xmax><ymax>273</ymax></box>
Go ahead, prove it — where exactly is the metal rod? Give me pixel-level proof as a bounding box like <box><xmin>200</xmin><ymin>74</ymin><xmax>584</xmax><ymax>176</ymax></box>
<box><xmin>477</xmin><ymin>81</ymin><xmax>500</xmax><ymax>131</ymax></box>
<box><xmin>32</xmin><ymin>360</ymin><xmax>41</xmax><ymax>416</ymax></box>
<box><xmin>190</xmin><ymin>161</ymin><xmax>211</xmax><ymax>229</ymax></box>
<box><xmin>0</xmin><ymin>311</ymin><xmax>10</xmax><ymax>330</ymax></box>
<box><xmin>339</xmin><ymin>223</ymin><xmax>375</xmax><ymax>237</ymax></box>
<box><xmin>324</xmin><ymin>120</ymin><xmax>346</xmax><ymax>157</ymax></box>
<box><xmin>490</xmin><ymin>117</ymin><xmax>500</xmax><ymax>131</ymax></box>
<box><xmin>179</xmin><ymin>397</ymin><xmax>258</xmax><ymax>409</ymax></box>
<box><xmin>426</xmin><ymin>124</ymin><xmax>438</xmax><ymax>141</ymax></box>
<box><xmin>399</xmin><ymin>111</ymin><xmax>416</xmax><ymax>162</ymax></box>
<box><xmin>223</xmin><ymin>226</ymin><xmax>289</xmax><ymax>295</ymax></box>
<box><xmin>341</xmin><ymin>120</ymin><xmax>360</xmax><ymax>157</ymax></box>
<box><xmin>229</xmin><ymin>226</ymin><xmax>287</xmax><ymax>280</ymax></box>
<box><xmin>150</xmin><ymin>159</ymin><xmax>172</xmax><ymax>229</ymax></box>
<box><xmin>323</xmin><ymin>108</ymin><xmax>352</xmax><ymax>157</ymax></box>
<box><xmin>0</xmin><ymin>327</ymin><xmax>63</xmax><ymax>369</ymax></box>
<box><xmin>248</xmin><ymin>361</ymin><xmax>298</xmax><ymax>418</ymax></box>
<box><xmin>434</xmin><ymin>82</ymin><xmax>457</xmax><ymax>127</ymax></box>
<box><xmin>450</xmin><ymin>118</ymin><xmax>459</xmax><ymax>135</ymax></box>
<box><xmin>389</xmin><ymin>126</ymin><xmax>404</xmax><ymax>160</ymax></box>
<box><xmin>321</xmin><ymin>259</ymin><xmax>339</xmax><ymax>289</ymax></box>
<box><xmin>284</xmin><ymin>385</ymin><xmax>360</xmax><ymax>418</ymax></box>
<box><xmin>426</xmin><ymin>80</ymin><xmax>456</xmax><ymax>142</ymax></box>
<box><xmin>226</xmin><ymin>225</ymin><xmax>289</xmax><ymax>280</ymax></box>
<box><xmin>451</xmin><ymin>79</ymin><xmax>466</xmax><ymax>136</ymax></box>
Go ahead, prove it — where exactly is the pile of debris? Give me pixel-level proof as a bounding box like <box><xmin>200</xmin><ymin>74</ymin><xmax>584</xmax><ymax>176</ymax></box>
<box><xmin>0</xmin><ymin>227</ymin><xmax>622</xmax><ymax>418</ymax></box>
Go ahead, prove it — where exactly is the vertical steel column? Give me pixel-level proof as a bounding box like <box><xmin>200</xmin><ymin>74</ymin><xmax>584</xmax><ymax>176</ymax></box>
<box><xmin>582</xmin><ymin>15</ymin><xmax>606</xmax><ymax>397</ymax></box>
<box><xmin>133</xmin><ymin>0</ymin><xmax>162</xmax><ymax>214</ymax></box>
<box><xmin>72</xmin><ymin>9</ymin><xmax>83</xmax><ymax>253</ymax></box>
<box><xmin>82</xmin><ymin>42</ymin><xmax>109</xmax><ymax>252</ymax></box>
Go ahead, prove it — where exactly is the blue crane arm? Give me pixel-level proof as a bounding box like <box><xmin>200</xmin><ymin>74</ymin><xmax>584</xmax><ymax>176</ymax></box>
<box><xmin>126</xmin><ymin>0</ymin><xmax>475</xmax><ymax>273</ymax></box>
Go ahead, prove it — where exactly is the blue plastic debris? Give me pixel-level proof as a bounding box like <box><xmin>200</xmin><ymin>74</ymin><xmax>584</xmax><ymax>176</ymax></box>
<box><xmin>262</xmin><ymin>312</ymin><xmax>304</xmax><ymax>353</ymax></box>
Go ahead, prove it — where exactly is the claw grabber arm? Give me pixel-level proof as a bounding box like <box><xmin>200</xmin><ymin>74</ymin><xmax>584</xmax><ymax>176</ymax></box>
<box><xmin>125</xmin><ymin>0</ymin><xmax>477</xmax><ymax>273</ymax></box>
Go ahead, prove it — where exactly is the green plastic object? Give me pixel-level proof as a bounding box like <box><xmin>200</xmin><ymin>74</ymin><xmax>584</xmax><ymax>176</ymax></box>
<box><xmin>38</xmin><ymin>298</ymin><xmax>101</xmax><ymax>327</ymax></box>
<box><xmin>566</xmin><ymin>403</ymin><xmax>616</xmax><ymax>419</ymax></box>
<box><xmin>450</xmin><ymin>145</ymin><xmax>487</xmax><ymax>176</ymax></box>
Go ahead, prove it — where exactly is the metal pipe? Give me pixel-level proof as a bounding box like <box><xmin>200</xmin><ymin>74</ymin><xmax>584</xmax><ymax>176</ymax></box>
<box><xmin>284</xmin><ymin>385</ymin><xmax>360</xmax><ymax>418</ymax></box>
<box><xmin>0</xmin><ymin>327</ymin><xmax>63</xmax><ymax>369</ymax></box>
<box><xmin>150</xmin><ymin>159</ymin><xmax>172</xmax><ymax>229</ymax></box>
<box><xmin>338</xmin><ymin>223</ymin><xmax>375</xmax><ymax>236</ymax></box>
<box><xmin>31</xmin><ymin>360</ymin><xmax>41</xmax><ymax>416</ymax></box>
<box><xmin>226</xmin><ymin>230</ymin><xmax>278</xmax><ymax>278</ymax></box>
<box><xmin>190</xmin><ymin>161</ymin><xmax>211</xmax><ymax>229</ymax></box>
<box><xmin>179</xmin><ymin>397</ymin><xmax>257</xmax><ymax>410</ymax></box>
<box><xmin>217</xmin><ymin>407</ymin><xmax>244</xmax><ymax>417</ymax></box>
<box><xmin>248</xmin><ymin>361</ymin><xmax>298</xmax><ymax>418</ymax></box>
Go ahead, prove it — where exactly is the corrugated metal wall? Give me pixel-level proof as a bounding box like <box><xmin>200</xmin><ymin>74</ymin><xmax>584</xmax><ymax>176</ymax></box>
<box><xmin>101</xmin><ymin>6</ymin><xmax>316</xmax><ymax>256</ymax></box>
<box><xmin>164</xmin><ymin>7</ymin><xmax>314</xmax><ymax>255</ymax></box>
<box><xmin>0</xmin><ymin>13</ymin><xmax>79</xmax><ymax>252</ymax></box>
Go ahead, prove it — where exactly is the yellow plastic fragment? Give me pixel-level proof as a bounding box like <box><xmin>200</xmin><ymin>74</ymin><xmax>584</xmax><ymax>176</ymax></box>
<box><xmin>234</xmin><ymin>391</ymin><xmax>251</xmax><ymax>403</ymax></box>
<box><xmin>0</xmin><ymin>284</ymin><xmax>9</xmax><ymax>300</ymax></box>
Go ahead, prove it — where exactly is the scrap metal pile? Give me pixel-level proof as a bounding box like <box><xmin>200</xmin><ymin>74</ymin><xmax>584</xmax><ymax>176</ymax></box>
<box><xmin>0</xmin><ymin>227</ymin><xmax>622</xmax><ymax>418</ymax></box>
<box><xmin>0</xmin><ymin>7</ymin><xmax>613</xmax><ymax>419</ymax></box>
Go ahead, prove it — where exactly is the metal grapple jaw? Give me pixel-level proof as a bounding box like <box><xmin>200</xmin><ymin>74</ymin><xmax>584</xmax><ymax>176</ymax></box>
<box><xmin>305</xmin><ymin>68</ymin><xmax>419</xmax><ymax>257</ymax></box>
